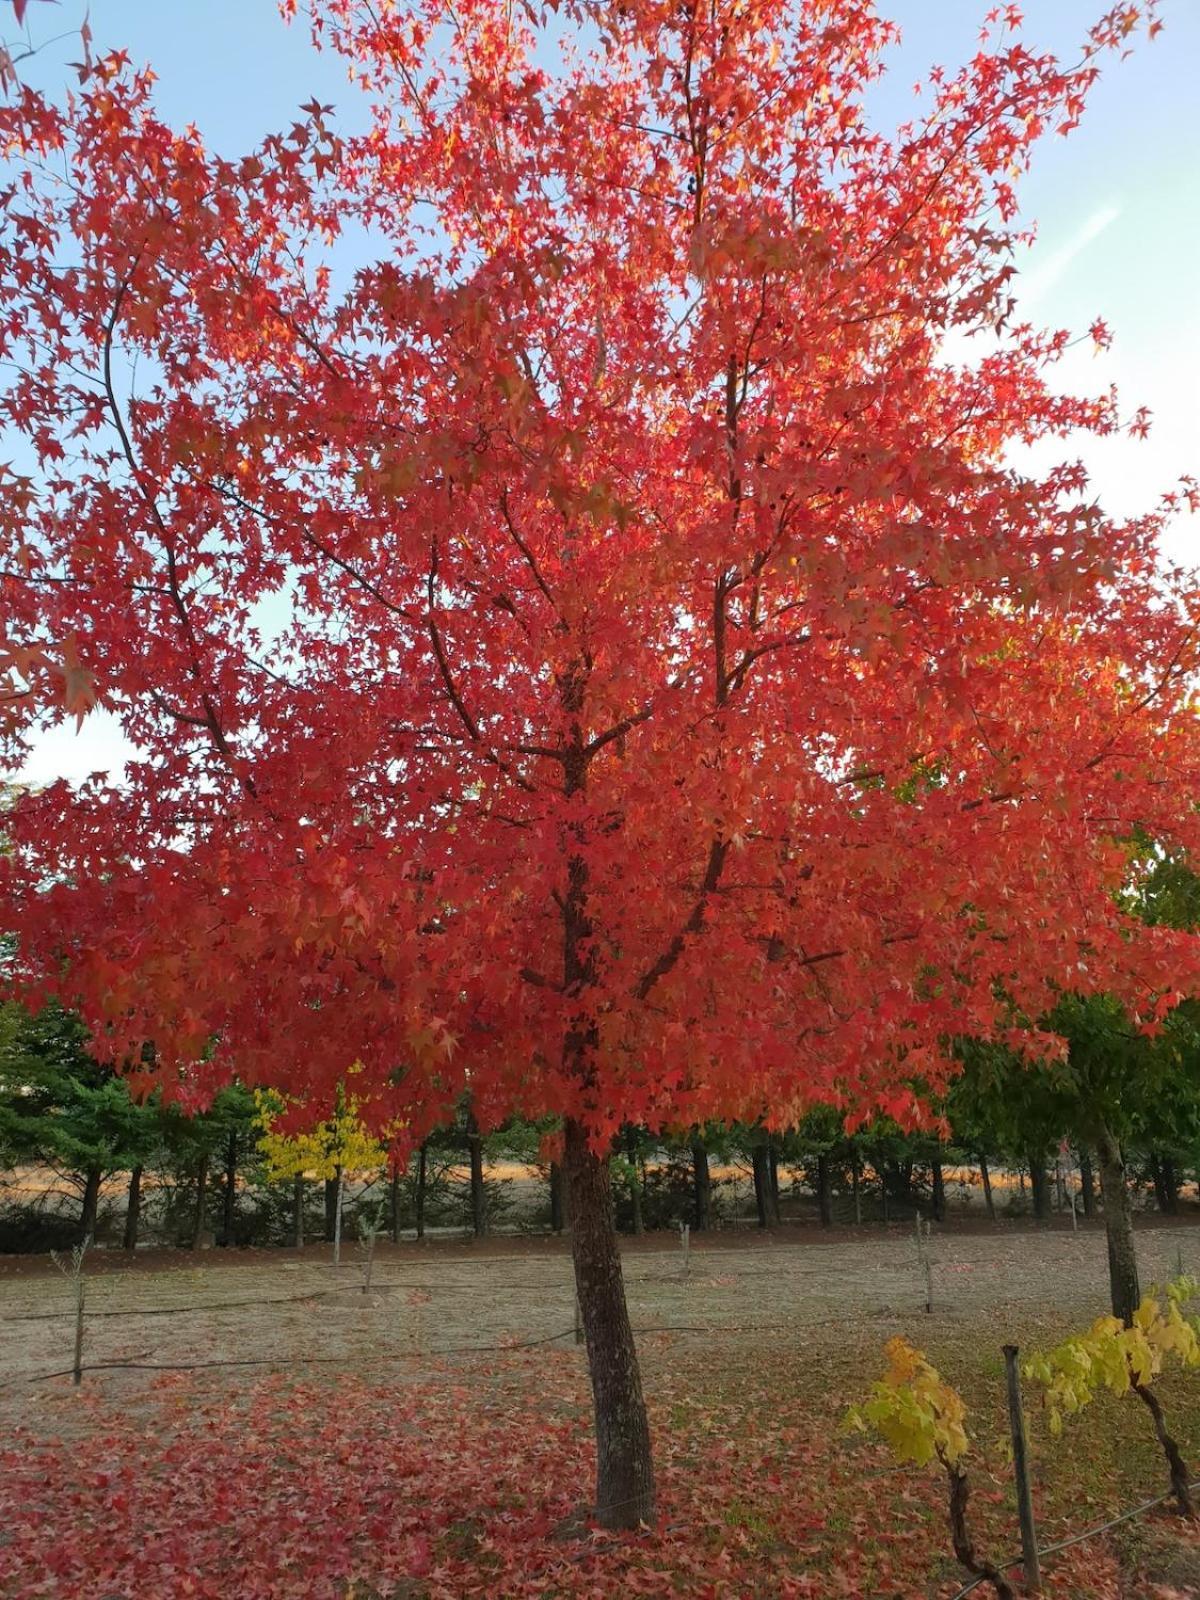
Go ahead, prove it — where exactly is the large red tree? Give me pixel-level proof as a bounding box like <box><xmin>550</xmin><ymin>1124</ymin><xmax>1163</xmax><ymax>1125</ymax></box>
<box><xmin>1</xmin><ymin>0</ymin><xmax>1197</xmax><ymax>1525</ymax></box>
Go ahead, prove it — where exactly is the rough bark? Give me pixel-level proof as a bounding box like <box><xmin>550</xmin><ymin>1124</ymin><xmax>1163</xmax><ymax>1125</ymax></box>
<box><xmin>190</xmin><ymin>1152</ymin><xmax>209</xmax><ymax>1249</ymax></box>
<box><xmin>221</xmin><ymin>1130</ymin><xmax>237</xmax><ymax>1246</ymax></box>
<box><xmin>1078</xmin><ymin>1148</ymin><xmax>1096</xmax><ymax>1217</ymax></box>
<box><xmin>292</xmin><ymin>1174</ymin><xmax>305</xmax><ymax>1249</ymax></box>
<box><xmin>978</xmin><ymin>1154</ymin><xmax>996</xmax><ymax>1222</ymax></box>
<box><xmin>564</xmin><ymin>1117</ymin><xmax>654</xmax><ymax>1530</ymax></box>
<box><xmin>691</xmin><ymin>1141</ymin><xmax>710</xmax><ymax>1231</ymax></box>
<box><xmin>1098</xmin><ymin>1124</ymin><xmax>1141</xmax><ymax>1326</ymax></box>
<box><xmin>768</xmin><ymin>1143</ymin><xmax>780</xmax><ymax>1216</ymax></box>
<box><xmin>122</xmin><ymin>1166</ymin><xmax>142</xmax><ymax>1252</ymax></box>
<box><xmin>80</xmin><ymin>1165</ymin><xmax>102</xmax><ymax>1244</ymax></box>
<box><xmin>816</xmin><ymin>1153</ymin><xmax>833</xmax><ymax>1227</ymax></box>
<box><xmin>931</xmin><ymin>1154</ymin><xmax>946</xmax><ymax>1223</ymax></box>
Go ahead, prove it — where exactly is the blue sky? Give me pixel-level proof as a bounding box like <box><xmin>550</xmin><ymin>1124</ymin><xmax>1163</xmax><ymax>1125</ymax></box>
<box><xmin>11</xmin><ymin>0</ymin><xmax>1199</xmax><ymax>784</ymax></box>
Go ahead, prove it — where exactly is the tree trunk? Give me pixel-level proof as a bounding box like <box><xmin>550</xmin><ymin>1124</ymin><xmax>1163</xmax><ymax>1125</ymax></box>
<box><xmin>1149</xmin><ymin>1151</ymin><xmax>1169</xmax><ymax>1214</ymax></box>
<box><xmin>549</xmin><ymin>1159</ymin><xmax>565</xmax><ymax>1234</ymax></box>
<box><xmin>1133</xmin><ymin>1380</ymin><xmax>1194</xmax><ymax>1516</ymax></box>
<box><xmin>467</xmin><ymin>1124</ymin><xmax>486</xmax><ymax>1237</ymax></box>
<box><xmin>1098</xmin><ymin>1124</ymin><xmax>1141</xmax><ymax>1325</ymax></box>
<box><xmin>816</xmin><ymin>1153</ymin><xmax>833</xmax><ymax>1227</ymax></box>
<box><xmin>1079</xmin><ymin>1149</ymin><xmax>1096</xmax><ymax>1217</ymax></box>
<box><xmin>978</xmin><ymin>1154</ymin><xmax>996</xmax><ymax>1221</ymax></box>
<box><xmin>625</xmin><ymin>1128</ymin><xmax>644</xmax><ymax>1236</ymax></box>
<box><xmin>79</xmin><ymin>1165</ymin><xmax>102</xmax><ymax>1243</ymax></box>
<box><xmin>414</xmin><ymin>1142</ymin><xmax>427</xmax><ymax>1241</ymax></box>
<box><xmin>1029</xmin><ymin>1156</ymin><xmax>1051</xmax><ymax>1222</ymax></box>
<box><xmin>1164</xmin><ymin>1152</ymin><xmax>1184</xmax><ymax>1209</ymax></box>
<box><xmin>123</xmin><ymin>1165</ymin><xmax>142</xmax><ymax>1251</ymax></box>
<box><xmin>946</xmin><ymin>1463</ymin><xmax>1015</xmax><ymax>1599</ymax></box>
<box><xmin>333</xmin><ymin>1164</ymin><xmax>344</xmax><ymax>1265</ymax></box>
<box><xmin>292</xmin><ymin>1174</ymin><xmax>305</xmax><ymax>1249</ymax></box>
<box><xmin>752</xmin><ymin>1143</ymin><xmax>769</xmax><ymax>1227</ymax></box>
<box><xmin>768</xmin><ymin>1143</ymin><xmax>780</xmax><ymax>1216</ymax></box>
<box><xmin>390</xmin><ymin>1166</ymin><xmax>402</xmax><ymax>1244</ymax></box>
<box><xmin>564</xmin><ymin>1117</ymin><xmax>654</xmax><ymax>1530</ymax></box>
<box><xmin>324</xmin><ymin>1176</ymin><xmax>338</xmax><ymax>1241</ymax></box>
<box><xmin>221</xmin><ymin>1130</ymin><xmax>237</xmax><ymax>1246</ymax></box>
<box><xmin>850</xmin><ymin>1149</ymin><xmax>862</xmax><ymax>1225</ymax></box>
<box><xmin>691</xmin><ymin>1140</ymin><xmax>710</xmax><ymax>1231</ymax></box>
<box><xmin>190</xmin><ymin>1152</ymin><xmax>209</xmax><ymax>1249</ymax></box>
<box><xmin>1160</xmin><ymin>1155</ymin><xmax>1180</xmax><ymax>1215</ymax></box>
<box><xmin>931</xmin><ymin>1154</ymin><xmax>946</xmax><ymax>1223</ymax></box>
<box><xmin>751</xmin><ymin>1143</ymin><xmax>779</xmax><ymax>1227</ymax></box>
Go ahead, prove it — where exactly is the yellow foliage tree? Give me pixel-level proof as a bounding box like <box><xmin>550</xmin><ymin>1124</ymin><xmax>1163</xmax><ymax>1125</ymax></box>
<box><xmin>1024</xmin><ymin>1277</ymin><xmax>1200</xmax><ymax>1514</ymax></box>
<box><xmin>847</xmin><ymin>1339</ymin><xmax>1012</xmax><ymax>1599</ymax></box>
<box><xmin>256</xmin><ymin>1083</ymin><xmax>389</xmax><ymax>1263</ymax></box>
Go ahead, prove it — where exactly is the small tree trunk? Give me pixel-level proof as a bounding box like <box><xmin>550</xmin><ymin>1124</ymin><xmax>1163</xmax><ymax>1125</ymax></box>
<box><xmin>1149</xmin><ymin>1151</ymin><xmax>1169</xmax><ymax>1214</ymax></box>
<box><xmin>292</xmin><ymin>1174</ymin><xmax>305</xmax><ymax>1249</ymax></box>
<box><xmin>1164</xmin><ymin>1152</ymin><xmax>1184</xmax><ymax>1209</ymax></box>
<box><xmin>1098</xmin><ymin>1123</ymin><xmax>1140</xmax><ymax>1326</ymax></box>
<box><xmin>1029</xmin><ymin>1156</ymin><xmax>1051</xmax><ymax>1222</ymax></box>
<box><xmin>931</xmin><ymin>1154</ymin><xmax>946</xmax><ymax>1223</ymax></box>
<box><xmin>324</xmin><ymin>1176</ymin><xmax>338</xmax><ymax>1241</ymax></box>
<box><xmin>816</xmin><ymin>1153</ymin><xmax>833</xmax><ymax>1227</ymax></box>
<box><xmin>333</xmin><ymin>1164</ymin><xmax>344</xmax><ymax>1265</ymax></box>
<box><xmin>190</xmin><ymin>1152</ymin><xmax>209</xmax><ymax>1249</ymax></box>
<box><xmin>414</xmin><ymin>1142</ymin><xmax>427</xmax><ymax>1241</ymax></box>
<box><xmin>979</xmin><ymin>1154</ymin><xmax>996</xmax><ymax>1221</ymax></box>
<box><xmin>390</xmin><ymin>1166</ymin><xmax>402</xmax><ymax>1244</ymax></box>
<box><xmin>467</xmin><ymin>1124</ymin><xmax>486</xmax><ymax>1237</ymax></box>
<box><xmin>1133</xmin><ymin>1380</ymin><xmax>1194</xmax><ymax>1516</ymax></box>
<box><xmin>691</xmin><ymin>1141</ymin><xmax>710</xmax><ymax>1231</ymax></box>
<box><xmin>563</xmin><ymin>1117</ymin><xmax>654</xmax><ymax>1530</ymax></box>
<box><xmin>122</xmin><ymin>1166</ymin><xmax>142</xmax><ymax>1251</ymax></box>
<box><xmin>1079</xmin><ymin>1149</ymin><xmax>1096</xmax><ymax>1217</ymax></box>
<box><xmin>549</xmin><ymin>1160</ymin><xmax>565</xmax><ymax>1233</ymax></box>
<box><xmin>851</xmin><ymin>1149</ymin><xmax>862</xmax><ymax>1224</ymax></box>
<box><xmin>752</xmin><ymin>1143</ymin><xmax>770</xmax><ymax>1228</ymax></box>
<box><xmin>1161</xmin><ymin>1155</ymin><xmax>1180</xmax><ymax>1215</ymax></box>
<box><xmin>221</xmin><ymin>1130</ymin><xmax>237</xmax><ymax>1246</ymax></box>
<box><xmin>768</xmin><ymin>1143</ymin><xmax>780</xmax><ymax>1217</ymax></box>
<box><xmin>625</xmin><ymin>1128</ymin><xmax>644</xmax><ymax>1236</ymax></box>
<box><xmin>79</xmin><ymin>1166</ymin><xmax>102</xmax><ymax>1244</ymax></box>
<box><xmin>946</xmin><ymin>1462</ymin><xmax>1015</xmax><ymax>1599</ymax></box>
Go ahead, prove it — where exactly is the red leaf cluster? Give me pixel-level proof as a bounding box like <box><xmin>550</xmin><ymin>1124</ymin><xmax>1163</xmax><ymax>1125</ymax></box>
<box><xmin>0</xmin><ymin>0</ymin><xmax>1193</xmax><ymax>1141</ymax></box>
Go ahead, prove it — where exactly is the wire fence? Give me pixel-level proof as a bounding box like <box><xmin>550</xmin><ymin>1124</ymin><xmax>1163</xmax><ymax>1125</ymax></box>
<box><xmin>3</xmin><ymin>1228</ymin><xmax>1198</xmax><ymax>1596</ymax></box>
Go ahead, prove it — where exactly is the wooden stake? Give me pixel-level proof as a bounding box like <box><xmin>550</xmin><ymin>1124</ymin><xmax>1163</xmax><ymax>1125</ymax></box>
<box><xmin>1003</xmin><ymin>1345</ymin><xmax>1041</xmax><ymax>1593</ymax></box>
<box><xmin>679</xmin><ymin>1220</ymin><xmax>690</xmax><ymax>1278</ymax></box>
<box><xmin>52</xmin><ymin>1241</ymin><xmax>89</xmax><ymax>1387</ymax></box>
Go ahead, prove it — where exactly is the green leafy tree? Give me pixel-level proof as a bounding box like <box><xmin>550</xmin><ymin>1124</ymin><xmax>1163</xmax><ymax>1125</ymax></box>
<box><xmin>0</xmin><ymin>1001</ymin><xmax>158</xmax><ymax>1243</ymax></box>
